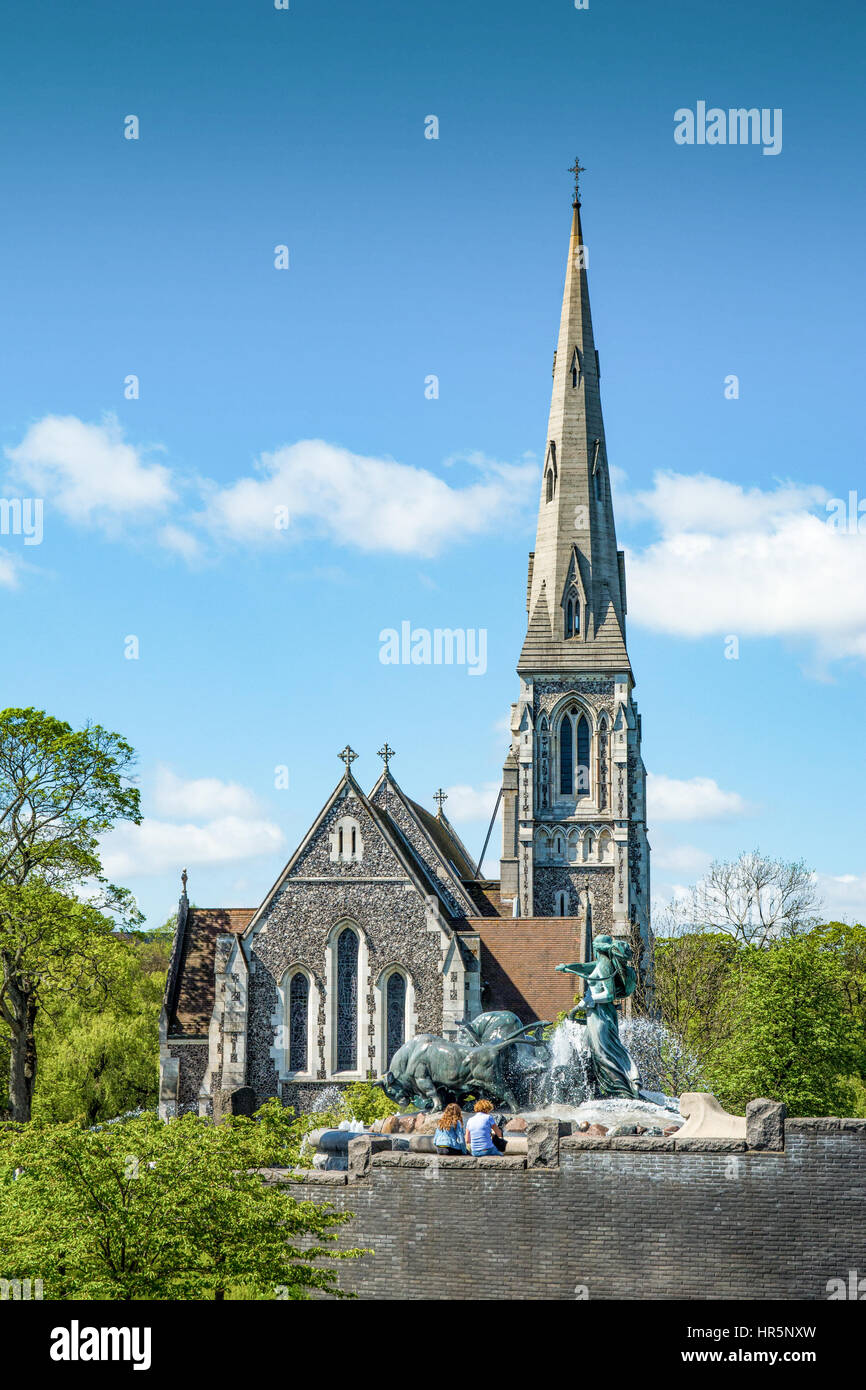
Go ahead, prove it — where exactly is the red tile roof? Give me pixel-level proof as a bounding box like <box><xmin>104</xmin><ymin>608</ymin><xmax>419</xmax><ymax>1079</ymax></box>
<box><xmin>168</xmin><ymin>908</ymin><xmax>254</xmax><ymax>1037</ymax></box>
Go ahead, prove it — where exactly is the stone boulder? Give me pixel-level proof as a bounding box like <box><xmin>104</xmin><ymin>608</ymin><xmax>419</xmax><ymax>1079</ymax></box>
<box><xmin>746</xmin><ymin>1098</ymin><xmax>786</xmax><ymax>1150</ymax></box>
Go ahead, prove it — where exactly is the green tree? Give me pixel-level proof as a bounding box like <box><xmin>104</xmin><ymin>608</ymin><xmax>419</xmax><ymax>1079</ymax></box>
<box><xmin>0</xmin><ymin>881</ymin><xmax>131</xmax><ymax>1122</ymax></box>
<box><xmin>0</xmin><ymin>1110</ymin><xmax>364</xmax><ymax>1300</ymax></box>
<box><xmin>32</xmin><ymin>928</ymin><xmax>172</xmax><ymax>1124</ymax></box>
<box><xmin>653</xmin><ymin>932</ymin><xmax>741</xmax><ymax>1079</ymax></box>
<box><xmin>706</xmin><ymin>936</ymin><xmax>866</xmax><ymax>1116</ymax></box>
<box><xmin>0</xmin><ymin>708</ymin><xmax>141</xmax><ymax>1119</ymax></box>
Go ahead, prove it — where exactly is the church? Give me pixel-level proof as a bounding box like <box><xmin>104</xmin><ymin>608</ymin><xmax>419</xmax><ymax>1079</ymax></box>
<box><xmin>159</xmin><ymin>174</ymin><xmax>652</xmax><ymax>1115</ymax></box>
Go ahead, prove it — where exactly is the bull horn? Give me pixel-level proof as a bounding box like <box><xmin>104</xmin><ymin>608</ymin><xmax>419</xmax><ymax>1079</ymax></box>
<box><xmin>489</xmin><ymin>1023</ymin><xmax>544</xmax><ymax>1051</ymax></box>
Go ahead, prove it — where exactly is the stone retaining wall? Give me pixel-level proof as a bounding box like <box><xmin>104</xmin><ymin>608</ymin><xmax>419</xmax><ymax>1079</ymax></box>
<box><xmin>277</xmin><ymin>1118</ymin><xmax>866</xmax><ymax>1301</ymax></box>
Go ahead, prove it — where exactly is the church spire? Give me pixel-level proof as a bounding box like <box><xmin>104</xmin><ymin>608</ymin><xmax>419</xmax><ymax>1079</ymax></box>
<box><xmin>519</xmin><ymin>171</ymin><xmax>629</xmax><ymax>674</ymax></box>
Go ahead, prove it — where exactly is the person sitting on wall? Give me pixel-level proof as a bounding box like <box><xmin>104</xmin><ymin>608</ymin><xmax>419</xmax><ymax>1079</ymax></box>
<box><xmin>433</xmin><ymin>1102</ymin><xmax>468</xmax><ymax>1156</ymax></box>
<box><xmin>465</xmin><ymin>1098</ymin><xmax>506</xmax><ymax>1156</ymax></box>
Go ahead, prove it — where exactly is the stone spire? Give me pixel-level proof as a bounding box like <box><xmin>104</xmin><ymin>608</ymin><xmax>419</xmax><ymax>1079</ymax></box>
<box><xmin>519</xmin><ymin>186</ymin><xmax>630</xmax><ymax>674</ymax></box>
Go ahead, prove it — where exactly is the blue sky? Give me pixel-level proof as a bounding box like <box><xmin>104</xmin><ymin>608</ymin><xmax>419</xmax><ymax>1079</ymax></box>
<box><xmin>1</xmin><ymin>0</ymin><xmax>865</xmax><ymax>928</ymax></box>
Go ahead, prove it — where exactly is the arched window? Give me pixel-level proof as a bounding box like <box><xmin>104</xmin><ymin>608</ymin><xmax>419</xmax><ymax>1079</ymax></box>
<box><xmin>564</xmin><ymin>589</ymin><xmax>580</xmax><ymax>638</ymax></box>
<box><xmin>576</xmin><ymin>715</ymin><xmax>590</xmax><ymax>796</ymax></box>
<box><xmin>330</xmin><ymin>815</ymin><xmax>363</xmax><ymax>864</ymax></box>
<box><xmin>559</xmin><ymin>713</ymin><xmax>573</xmax><ymax>795</ymax></box>
<box><xmin>546</xmin><ymin>469</ymin><xmax>554</xmax><ymax>502</ymax></box>
<box><xmin>571</xmin><ymin>349</ymin><xmax>580</xmax><ymax>389</ymax></box>
<box><xmin>583</xmin><ymin>830</ymin><xmax>595</xmax><ymax>861</ymax></box>
<box><xmin>555</xmin><ymin>890</ymin><xmax>568</xmax><ymax>917</ymax></box>
<box><xmin>565</xmin><ymin>600</ymin><xmax>574</xmax><ymax>637</ymax></box>
<box><xmin>288</xmin><ymin>972</ymin><xmax>309</xmax><ymax>1072</ymax></box>
<box><xmin>386</xmin><ymin>972</ymin><xmax>406</xmax><ymax>1066</ymax></box>
<box><xmin>336</xmin><ymin>927</ymin><xmax>358</xmax><ymax>1071</ymax></box>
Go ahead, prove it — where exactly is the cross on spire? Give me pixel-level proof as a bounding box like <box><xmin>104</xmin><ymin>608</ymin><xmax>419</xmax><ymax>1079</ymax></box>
<box><xmin>377</xmin><ymin>742</ymin><xmax>396</xmax><ymax>772</ymax></box>
<box><xmin>434</xmin><ymin>788</ymin><xmax>448</xmax><ymax>813</ymax></box>
<box><xmin>338</xmin><ymin>745</ymin><xmax>358</xmax><ymax>773</ymax></box>
<box><xmin>568</xmin><ymin>156</ymin><xmax>586</xmax><ymax>205</ymax></box>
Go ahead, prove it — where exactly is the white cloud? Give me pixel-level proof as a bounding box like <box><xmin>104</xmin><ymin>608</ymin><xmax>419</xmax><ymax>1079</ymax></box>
<box><xmin>620</xmin><ymin>470</ymin><xmax>827</xmax><ymax>536</ymax></box>
<box><xmin>200</xmin><ymin>440</ymin><xmax>537</xmax><ymax>558</ymax></box>
<box><xmin>101</xmin><ymin>815</ymin><xmax>284</xmax><ymax>879</ymax></box>
<box><xmin>100</xmin><ymin>768</ymin><xmax>283</xmax><ymax>879</ymax></box>
<box><xmin>646</xmin><ymin>773</ymin><xmax>751</xmax><ymax>822</ymax></box>
<box><xmin>158</xmin><ymin>524</ymin><xmax>202</xmax><ymax>563</ymax></box>
<box><xmin>0</xmin><ymin>551</ymin><xmax>19</xmax><ymax>588</ymax></box>
<box><xmin>814</xmin><ymin>871</ymin><xmax>866</xmax><ymax>924</ymax></box>
<box><xmin>442</xmin><ymin>781</ymin><xmax>502</xmax><ymax>823</ymax></box>
<box><xmin>152</xmin><ymin>766</ymin><xmax>262</xmax><ymax>819</ymax></box>
<box><xmin>5</xmin><ymin>414</ymin><xmax>175</xmax><ymax>531</ymax></box>
<box><xmin>622</xmin><ymin>471</ymin><xmax>866</xmax><ymax>661</ymax></box>
<box><xmin>650</xmin><ymin>840</ymin><xmax>713</xmax><ymax>877</ymax></box>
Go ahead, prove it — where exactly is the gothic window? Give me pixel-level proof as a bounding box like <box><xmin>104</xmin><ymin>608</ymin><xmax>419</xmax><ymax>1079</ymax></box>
<box><xmin>555</xmin><ymin>834</ymin><xmax>563</xmax><ymax>857</ymax></box>
<box><xmin>566</xmin><ymin>600</ymin><xmax>574</xmax><ymax>637</ymax></box>
<box><xmin>571</xmin><ymin>348</ymin><xmax>582</xmax><ymax>389</ymax></box>
<box><xmin>336</xmin><ymin>927</ymin><xmax>358</xmax><ymax>1070</ymax></box>
<box><xmin>288</xmin><ymin>972</ymin><xmax>309</xmax><ymax>1072</ymax></box>
<box><xmin>545</xmin><ymin>443</ymin><xmax>557</xmax><ymax>502</ymax></box>
<box><xmin>559</xmin><ymin>712</ymin><xmax>573</xmax><ymax>795</ymax></box>
<box><xmin>330</xmin><ymin>815</ymin><xmax>363</xmax><ymax>864</ymax></box>
<box><xmin>576</xmin><ymin>714</ymin><xmax>591</xmax><ymax>796</ymax></box>
<box><xmin>564</xmin><ymin>587</ymin><xmax>580</xmax><ymax>638</ymax></box>
<box><xmin>386</xmin><ymin>972</ymin><xmax>406</xmax><ymax>1067</ymax></box>
<box><xmin>583</xmin><ymin>830</ymin><xmax>595</xmax><ymax>861</ymax></box>
<box><xmin>555</xmin><ymin>890</ymin><xmax>568</xmax><ymax>916</ymax></box>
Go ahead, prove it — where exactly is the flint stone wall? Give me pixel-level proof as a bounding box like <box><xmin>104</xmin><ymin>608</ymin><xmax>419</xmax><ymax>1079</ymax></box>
<box><xmin>285</xmin><ymin>1120</ymin><xmax>865</xmax><ymax>1301</ymax></box>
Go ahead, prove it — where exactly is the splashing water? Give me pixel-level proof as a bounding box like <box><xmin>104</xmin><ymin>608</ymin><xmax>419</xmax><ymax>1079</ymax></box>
<box><xmin>509</xmin><ymin>1015</ymin><xmax>699</xmax><ymax>1124</ymax></box>
<box><xmin>311</xmin><ymin>1086</ymin><xmax>345</xmax><ymax>1114</ymax></box>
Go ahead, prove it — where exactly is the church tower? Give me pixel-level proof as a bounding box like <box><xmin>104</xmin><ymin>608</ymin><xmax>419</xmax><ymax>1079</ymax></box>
<box><xmin>500</xmin><ymin>166</ymin><xmax>651</xmax><ymax>954</ymax></box>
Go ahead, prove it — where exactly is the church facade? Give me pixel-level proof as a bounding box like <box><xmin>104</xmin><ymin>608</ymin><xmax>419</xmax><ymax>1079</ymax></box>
<box><xmin>159</xmin><ymin>179</ymin><xmax>652</xmax><ymax>1116</ymax></box>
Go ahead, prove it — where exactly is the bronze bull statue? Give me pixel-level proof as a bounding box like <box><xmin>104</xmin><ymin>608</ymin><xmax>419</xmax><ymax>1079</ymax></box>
<box><xmin>375</xmin><ymin>1021</ymin><xmax>543</xmax><ymax>1112</ymax></box>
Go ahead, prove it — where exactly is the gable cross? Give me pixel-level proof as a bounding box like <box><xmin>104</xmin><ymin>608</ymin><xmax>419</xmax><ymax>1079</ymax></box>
<box><xmin>377</xmin><ymin>742</ymin><xmax>396</xmax><ymax>772</ymax></box>
<box><xmin>434</xmin><ymin>788</ymin><xmax>448</xmax><ymax>813</ymax></box>
<box><xmin>338</xmin><ymin>745</ymin><xmax>358</xmax><ymax>772</ymax></box>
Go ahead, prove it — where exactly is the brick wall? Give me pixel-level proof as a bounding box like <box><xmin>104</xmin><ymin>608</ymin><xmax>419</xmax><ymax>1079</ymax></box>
<box><xmin>288</xmin><ymin>1120</ymin><xmax>866</xmax><ymax>1300</ymax></box>
<box><xmin>475</xmin><ymin>918</ymin><xmax>582</xmax><ymax>1020</ymax></box>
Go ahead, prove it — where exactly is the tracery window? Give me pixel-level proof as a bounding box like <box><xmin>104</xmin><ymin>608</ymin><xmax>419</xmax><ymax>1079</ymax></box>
<box><xmin>336</xmin><ymin>927</ymin><xmax>358</xmax><ymax>1071</ymax></box>
<box><xmin>386</xmin><ymin>972</ymin><xmax>406</xmax><ymax>1067</ymax></box>
<box><xmin>288</xmin><ymin>972</ymin><xmax>309</xmax><ymax>1073</ymax></box>
<box><xmin>559</xmin><ymin>707</ymin><xmax>592</xmax><ymax>798</ymax></box>
<box><xmin>559</xmin><ymin>712</ymin><xmax>573</xmax><ymax>795</ymax></box>
<box><xmin>576</xmin><ymin>715</ymin><xmax>590</xmax><ymax>795</ymax></box>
